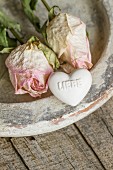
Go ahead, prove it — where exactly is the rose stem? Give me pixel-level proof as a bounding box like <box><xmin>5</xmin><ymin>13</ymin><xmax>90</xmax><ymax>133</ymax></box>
<box><xmin>10</xmin><ymin>28</ymin><xmax>24</xmax><ymax>44</ymax></box>
<box><xmin>41</xmin><ymin>0</ymin><xmax>51</xmax><ymax>12</ymax></box>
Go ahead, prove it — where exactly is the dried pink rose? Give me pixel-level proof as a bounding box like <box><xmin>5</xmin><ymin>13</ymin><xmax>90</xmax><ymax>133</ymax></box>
<box><xmin>5</xmin><ymin>37</ymin><xmax>59</xmax><ymax>97</ymax></box>
<box><xmin>46</xmin><ymin>13</ymin><xmax>93</xmax><ymax>73</ymax></box>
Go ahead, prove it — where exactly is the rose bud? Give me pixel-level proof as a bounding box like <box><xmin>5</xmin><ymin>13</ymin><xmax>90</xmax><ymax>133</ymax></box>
<box><xmin>46</xmin><ymin>13</ymin><xmax>93</xmax><ymax>73</ymax></box>
<box><xmin>5</xmin><ymin>36</ymin><xmax>60</xmax><ymax>97</ymax></box>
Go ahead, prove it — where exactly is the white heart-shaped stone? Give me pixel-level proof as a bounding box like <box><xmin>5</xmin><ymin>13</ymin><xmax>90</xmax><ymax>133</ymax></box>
<box><xmin>48</xmin><ymin>69</ymin><xmax>92</xmax><ymax>106</ymax></box>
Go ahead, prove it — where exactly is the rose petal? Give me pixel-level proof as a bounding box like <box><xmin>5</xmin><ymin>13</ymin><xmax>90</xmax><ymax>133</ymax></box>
<box><xmin>47</xmin><ymin>13</ymin><xmax>93</xmax><ymax>73</ymax></box>
<box><xmin>6</xmin><ymin>41</ymin><xmax>53</xmax><ymax>97</ymax></box>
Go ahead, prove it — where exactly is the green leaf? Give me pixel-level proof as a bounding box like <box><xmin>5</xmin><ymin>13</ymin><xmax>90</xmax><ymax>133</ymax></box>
<box><xmin>0</xmin><ymin>46</ymin><xmax>14</xmax><ymax>54</ymax></box>
<box><xmin>0</xmin><ymin>28</ymin><xmax>17</xmax><ymax>47</ymax></box>
<box><xmin>86</xmin><ymin>30</ymin><xmax>89</xmax><ymax>39</ymax></box>
<box><xmin>41</xmin><ymin>21</ymin><xmax>48</xmax><ymax>45</ymax></box>
<box><xmin>49</xmin><ymin>6</ymin><xmax>61</xmax><ymax>21</ymax></box>
<box><xmin>28</xmin><ymin>36</ymin><xmax>39</xmax><ymax>43</ymax></box>
<box><xmin>38</xmin><ymin>42</ymin><xmax>60</xmax><ymax>69</ymax></box>
<box><xmin>28</xmin><ymin>36</ymin><xmax>60</xmax><ymax>69</ymax></box>
<box><xmin>30</xmin><ymin>0</ymin><xmax>38</xmax><ymax>10</ymax></box>
<box><xmin>0</xmin><ymin>11</ymin><xmax>21</xmax><ymax>32</ymax></box>
<box><xmin>21</xmin><ymin>0</ymin><xmax>41</xmax><ymax>32</ymax></box>
<box><xmin>0</xmin><ymin>28</ymin><xmax>8</xmax><ymax>47</ymax></box>
<box><xmin>7</xmin><ymin>36</ymin><xmax>17</xmax><ymax>47</ymax></box>
<box><xmin>0</xmin><ymin>10</ymin><xmax>23</xmax><ymax>45</ymax></box>
<box><xmin>0</xmin><ymin>27</ymin><xmax>17</xmax><ymax>53</ymax></box>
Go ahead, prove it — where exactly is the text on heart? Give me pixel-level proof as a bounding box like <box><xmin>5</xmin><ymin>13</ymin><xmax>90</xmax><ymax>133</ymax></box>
<box><xmin>57</xmin><ymin>79</ymin><xmax>82</xmax><ymax>90</ymax></box>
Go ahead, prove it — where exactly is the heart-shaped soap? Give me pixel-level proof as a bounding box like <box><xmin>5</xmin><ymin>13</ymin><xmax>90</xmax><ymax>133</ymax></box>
<box><xmin>48</xmin><ymin>69</ymin><xmax>92</xmax><ymax>106</ymax></box>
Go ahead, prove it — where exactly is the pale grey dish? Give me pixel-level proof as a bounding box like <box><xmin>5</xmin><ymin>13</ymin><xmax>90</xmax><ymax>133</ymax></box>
<box><xmin>0</xmin><ymin>0</ymin><xmax>112</xmax><ymax>136</ymax></box>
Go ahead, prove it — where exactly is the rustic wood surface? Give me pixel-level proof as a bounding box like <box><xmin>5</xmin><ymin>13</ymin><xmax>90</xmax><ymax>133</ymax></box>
<box><xmin>0</xmin><ymin>97</ymin><xmax>112</xmax><ymax>170</ymax></box>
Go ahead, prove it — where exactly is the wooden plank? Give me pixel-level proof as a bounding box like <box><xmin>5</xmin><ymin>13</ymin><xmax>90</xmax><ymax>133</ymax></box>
<box><xmin>35</xmin><ymin>127</ymin><xmax>104</xmax><ymax>170</ymax></box>
<box><xmin>0</xmin><ymin>138</ymin><xmax>27</xmax><ymax>170</ymax></box>
<box><xmin>11</xmin><ymin>127</ymin><xmax>104</xmax><ymax>170</ymax></box>
<box><xmin>76</xmin><ymin>97</ymin><xmax>113</xmax><ymax>170</ymax></box>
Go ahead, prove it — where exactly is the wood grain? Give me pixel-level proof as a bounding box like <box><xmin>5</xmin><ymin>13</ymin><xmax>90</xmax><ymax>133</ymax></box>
<box><xmin>76</xmin><ymin>98</ymin><xmax>113</xmax><ymax>169</ymax></box>
<box><xmin>11</xmin><ymin>128</ymin><xmax>103</xmax><ymax>170</ymax></box>
<box><xmin>0</xmin><ymin>97</ymin><xmax>112</xmax><ymax>170</ymax></box>
<box><xmin>0</xmin><ymin>138</ymin><xmax>27</xmax><ymax>170</ymax></box>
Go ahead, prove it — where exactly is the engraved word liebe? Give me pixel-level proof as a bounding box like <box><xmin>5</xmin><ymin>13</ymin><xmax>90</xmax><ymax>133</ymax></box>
<box><xmin>48</xmin><ymin>69</ymin><xmax>92</xmax><ymax>106</ymax></box>
<box><xmin>57</xmin><ymin>79</ymin><xmax>82</xmax><ymax>91</ymax></box>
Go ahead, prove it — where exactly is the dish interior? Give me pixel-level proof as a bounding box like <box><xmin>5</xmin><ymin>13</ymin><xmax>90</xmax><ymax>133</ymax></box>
<box><xmin>0</xmin><ymin>0</ymin><xmax>108</xmax><ymax>103</ymax></box>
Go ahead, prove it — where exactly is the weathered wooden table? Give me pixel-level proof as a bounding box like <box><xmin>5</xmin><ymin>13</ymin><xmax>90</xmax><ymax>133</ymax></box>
<box><xmin>0</xmin><ymin>97</ymin><xmax>113</xmax><ymax>170</ymax></box>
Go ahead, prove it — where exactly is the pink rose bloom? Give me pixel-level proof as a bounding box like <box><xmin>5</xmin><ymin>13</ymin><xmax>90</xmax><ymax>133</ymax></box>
<box><xmin>46</xmin><ymin>13</ymin><xmax>93</xmax><ymax>73</ymax></box>
<box><xmin>5</xmin><ymin>37</ymin><xmax>59</xmax><ymax>97</ymax></box>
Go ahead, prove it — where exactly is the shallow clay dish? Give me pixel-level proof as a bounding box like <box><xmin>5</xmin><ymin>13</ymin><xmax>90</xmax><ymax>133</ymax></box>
<box><xmin>0</xmin><ymin>0</ymin><xmax>113</xmax><ymax>136</ymax></box>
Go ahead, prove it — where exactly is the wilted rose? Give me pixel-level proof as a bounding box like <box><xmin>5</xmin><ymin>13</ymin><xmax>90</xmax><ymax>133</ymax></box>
<box><xmin>46</xmin><ymin>13</ymin><xmax>93</xmax><ymax>73</ymax></box>
<box><xmin>5</xmin><ymin>37</ymin><xmax>59</xmax><ymax>97</ymax></box>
